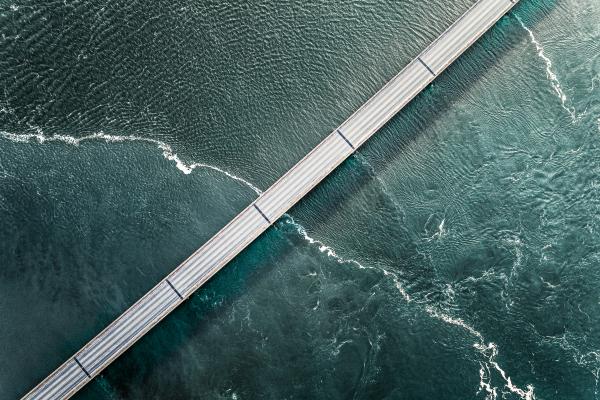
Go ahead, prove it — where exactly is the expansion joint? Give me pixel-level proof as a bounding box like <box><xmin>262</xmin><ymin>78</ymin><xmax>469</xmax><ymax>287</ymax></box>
<box><xmin>336</xmin><ymin>129</ymin><xmax>355</xmax><ymax>150</ymax></box>
<box><xmin>166</xmin><ymin>279</ymin><xmax>184</xmax><ymax>300</ymax></box>
<box><xmin>253</xmin><ymin>204</ymin><xmax>271</xmax><ymax>224</ymax></box>
<box><xmin>417</xmin><ymin>57</ymin><xmax>437</xmax><ymax>76</ymax></box>
<box><xmin>74</xmin><ymin>357</ymin><xmax>91</xmax><ymax>379</ymax></box>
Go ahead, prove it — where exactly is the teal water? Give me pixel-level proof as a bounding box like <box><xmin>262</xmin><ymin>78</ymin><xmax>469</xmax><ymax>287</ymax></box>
<box><xmin>1</xmin><ymin>0</ymin><xmax>600</xmax><ymax>399</ymax></box>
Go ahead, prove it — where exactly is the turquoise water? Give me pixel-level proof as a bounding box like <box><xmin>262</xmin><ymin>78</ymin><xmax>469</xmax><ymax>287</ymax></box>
<box><xmin>1</xmin><ymin>0</ymin><xmax>600</xmax><ymax>398</ymax></box>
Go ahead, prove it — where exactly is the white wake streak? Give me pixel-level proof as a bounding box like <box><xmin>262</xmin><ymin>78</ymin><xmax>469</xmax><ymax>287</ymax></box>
<box><xmin>2</xmin><ymin>130</ymin><xmax>533</xmax><ymax>398</ymax></box>
<box><xmin>0</xmin><ymin>129</ymin><xmax>262</xmax><ymax>195</ymax></box>
<box><xmin>425</xmin><ymin>301</ymin><xmax>535</xmax><ymax>399</ymax></box>
<box><xmin>516</xmin><ymin>15</ymin><xmax>576</xmax><ymax>122</ymax></box>
<box><xmin>285</xmin><ymin>214</ymin><xmax>411</xmax><ymax>302</ymax></box>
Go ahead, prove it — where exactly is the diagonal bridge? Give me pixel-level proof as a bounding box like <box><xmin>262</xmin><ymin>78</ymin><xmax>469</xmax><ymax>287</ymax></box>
<box><xmin>23</xmin><ymin>0</ymin><xmax>520</xmax><ymax>398</ymax></box>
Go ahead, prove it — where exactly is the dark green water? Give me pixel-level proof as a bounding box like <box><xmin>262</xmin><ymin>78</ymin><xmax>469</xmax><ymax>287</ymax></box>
<box><xmin>1</xmin><ymin>0</ymin><xmax>600</xmax><ymax>398</ymax></box>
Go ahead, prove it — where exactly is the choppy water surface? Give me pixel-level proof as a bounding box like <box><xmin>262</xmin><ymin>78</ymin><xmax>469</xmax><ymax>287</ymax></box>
<box><xmin>1</xmin><ymin>0</ymin><xmax>599</xmax><ymax>399</ymax></box>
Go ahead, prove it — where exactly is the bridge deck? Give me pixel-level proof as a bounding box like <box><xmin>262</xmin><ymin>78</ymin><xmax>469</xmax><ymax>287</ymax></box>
<box><xmin>23</xmin><ymin>0</ymin><xmax>518</xmax><ymax>398</ymax></box>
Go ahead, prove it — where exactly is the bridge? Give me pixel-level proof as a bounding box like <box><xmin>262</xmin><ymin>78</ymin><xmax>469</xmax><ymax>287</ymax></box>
<box><xmin>23</xmin><ymin>0</ymin><xmax>519</xmax><ymax>398</ymax></box>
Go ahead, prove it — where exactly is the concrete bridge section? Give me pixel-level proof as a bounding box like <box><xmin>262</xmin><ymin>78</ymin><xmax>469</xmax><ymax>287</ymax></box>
<box><xmin>23</xmin><ymin>0</ymin><xmax>519</xmax><ymax>398</ymax></box>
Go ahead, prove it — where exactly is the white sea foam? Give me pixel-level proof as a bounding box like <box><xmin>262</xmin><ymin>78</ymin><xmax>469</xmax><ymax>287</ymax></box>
<box><xmin>283</xmin><ymin>214</ymin><xmax>411</xmax><ymax>302</ymax></box>
<box><xmin>2</xmin><ymin>129</ymin><xmax>534</xmax><ymax>398</ymax></box>
<box><xmin>549</xmin><ymin>333</ymin><xmax>600</xmax><ymax>397</ymax></box>
<box><xmin>475</xmin><ymin>342</ymin><xmax>536</xmax><ymax>400</ymax></box>
<box><xmin>0</xmin><ymin>129</ymin><xmax>262</xmax><ymax>195</ymax></box>
<box><xmin>425</xmin><ymin>306</ymin><xmax>484</xmax><ymax>341</ymax></box>
<box><xmin>516</xmin><ymin>15</ymin><xmax>577</xmax><ymax>121</ymax></box>
<box><xmin>424</xmin><ymin>304</ymin><xmax>535</xmax><ymax>399</ymax></box>
<box><xmin>425</xmin><ymin>215</ymin><xmax>447</xmax><ymax>242</ymax></box>
<box><xmin>503</xmin><ymin>234</ymin><xmax>524</xmax><ymax>280</ymax></box>
<box><xmin>478</xmin><ymin>361</ymin><xmax>498</xmax><ymax>400</ymax></box>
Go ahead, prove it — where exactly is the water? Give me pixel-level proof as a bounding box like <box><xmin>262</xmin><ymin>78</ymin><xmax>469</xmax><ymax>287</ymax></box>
<box><xmin>1</xmin><ymin>0</ymin><xmax>599</xmax><ymax>398</ymax></box>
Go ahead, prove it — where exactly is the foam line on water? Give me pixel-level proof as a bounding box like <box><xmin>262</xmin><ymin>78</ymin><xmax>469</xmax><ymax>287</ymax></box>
<box><xmin>0</xmin><ymin>129</ymin><xmax>262</xmax><ymax>195</ymax></box>
<box><xmin>516</xmin><ymin>15</ymin><xmax>577</xmax><ymax>122</ymax></box>
<box><xmin>424</xmin><ymin>304</ymin><xmax>535</xmax><ymax>399</ymax></box>
<box><xmin>281</xmin><ymin>214</ymin><xmax>411</xmax><ymax>302</ymax></box>
<box><xmin>2</xmin><ymin>130</ymin><xmax>533</xmax><ymax>398</ymax></box>
<box><xmin>477</xmin><ymin>342</ymin><xmax>536</xmax><ymax>400</ymax></box>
